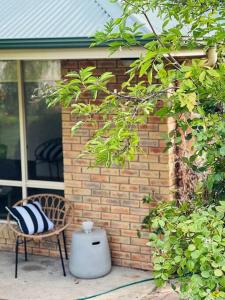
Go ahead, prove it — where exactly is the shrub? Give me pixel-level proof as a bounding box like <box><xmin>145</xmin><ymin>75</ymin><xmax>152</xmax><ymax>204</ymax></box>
<box><xmin>144</xmin><ymin>200</ymin><xmax>225</xmax><ymax>299</ymax></box>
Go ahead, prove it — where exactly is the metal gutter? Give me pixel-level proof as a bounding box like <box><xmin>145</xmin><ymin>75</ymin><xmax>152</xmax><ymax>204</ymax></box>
<box><xmin>0</xmin><ymin>36</ymin><xmax>153</xmax><ymax>49</ymax></box>
<box><xmin>0</xmin><ymin>37</ymin><xmax>96</xmax><ymax>49</ymax></box>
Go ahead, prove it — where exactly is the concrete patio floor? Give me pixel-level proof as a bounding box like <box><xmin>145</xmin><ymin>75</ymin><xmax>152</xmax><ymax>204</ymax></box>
<box><xmin>0</xmin><ymin>251</ymin><xmax>156</xmax><ymax>300</ymax></box>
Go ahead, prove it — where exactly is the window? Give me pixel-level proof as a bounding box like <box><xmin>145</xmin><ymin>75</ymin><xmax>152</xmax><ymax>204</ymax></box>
<box><xmin>0</xmin><ymin>60</ymin><xmax>64</xmax><ymax>219</ymax></box>
<box><xmin>0</xmin><ymin>61</ymin><xmax>21</xmax><ymax>180</ymax></box>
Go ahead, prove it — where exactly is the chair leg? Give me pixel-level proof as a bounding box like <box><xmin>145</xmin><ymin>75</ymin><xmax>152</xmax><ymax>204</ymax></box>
<box><xmin>24</xmin><ymin>238</ymin><xmax>28</xmax><ymax>261</ymax></box>
<box><xmin>62</xmin><ymin>231</ymin><xmax>68</xmax><ymax>260</ymax></box>
<box><xmin>57</xmin><ymin>236</ymin><xmax>66</xmax><ymax>276</ymax></box>
<box><xmin>15</xmin><ymin>237</ymin><xmax>19</xmax><ymax>279</ymax></box>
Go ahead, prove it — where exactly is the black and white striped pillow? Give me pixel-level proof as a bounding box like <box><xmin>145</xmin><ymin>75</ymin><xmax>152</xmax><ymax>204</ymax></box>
<box><xmin>6</xmin><ymin>202</ymin><xmax>54</xmax><ymax>235</ymax></box>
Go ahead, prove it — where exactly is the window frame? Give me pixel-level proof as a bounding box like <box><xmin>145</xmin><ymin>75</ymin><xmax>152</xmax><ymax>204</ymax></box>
<box><xmin>0</xmin><ymin>60</ymin><xmax>64</xmax><ymax>221</ymax></box>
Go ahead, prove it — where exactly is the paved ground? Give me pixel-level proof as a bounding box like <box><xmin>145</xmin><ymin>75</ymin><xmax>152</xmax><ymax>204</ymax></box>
<box><xmin>0</xmin><ymin>251</ymin><xmax>156</xmax><ymax>300</ymax></box>
<box><xmin>142</xmin><ymin>287</ymin><xmax>179</xmax><ymax>300</ymax></box>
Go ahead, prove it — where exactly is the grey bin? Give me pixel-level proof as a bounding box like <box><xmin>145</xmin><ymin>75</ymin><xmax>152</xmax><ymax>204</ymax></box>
<box><xmin>69</xmin><ymin>228</ymin><xmax>111</xmax><ymax>279</ymax></box>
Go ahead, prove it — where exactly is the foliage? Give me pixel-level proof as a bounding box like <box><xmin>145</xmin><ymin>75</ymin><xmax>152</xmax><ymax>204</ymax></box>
<box><xmin>41</xmin><ymin>66</ymin><xmax>154</xmax><ymax>166</ymax></box>
<box><xmin>40</xmin><ymin>0</ymin><xmax>225</xmax><ymax>201</ymax></box>
<box><xmin>40</xmin><ymin>1</ymin><xmax>225</xmax><ymax>298</ymax></box>
<box><xmin>143</xmin><ymin>198</ymin><xmax>225</xmax><ymax>299</ymax></box>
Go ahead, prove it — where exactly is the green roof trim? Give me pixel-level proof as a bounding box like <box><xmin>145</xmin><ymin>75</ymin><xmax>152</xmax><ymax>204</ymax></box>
<box><xmin>0</xmin><ymin>37</ymin><xmax>97</xmax><ymax>49</ymax></box>
<box><xmin>0</xmin><ymin>37</ymin><xmax>152</xmax><ymax>49</ymax></box>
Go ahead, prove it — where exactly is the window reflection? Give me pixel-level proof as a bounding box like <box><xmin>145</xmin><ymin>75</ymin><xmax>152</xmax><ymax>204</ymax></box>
<box><xmin>0</xmin><ymin>186</ymin><xmax>22</xmax><ymax>219</ymax></box>
<box><xmin>24</xmin><ymin>61</ymin><xmax>63</xmax><ymax>182</ymax></box>
<box><xmin>27</xmin><ymin>188</ymin><xmax>64</xmax><ymax>197</ymax></box>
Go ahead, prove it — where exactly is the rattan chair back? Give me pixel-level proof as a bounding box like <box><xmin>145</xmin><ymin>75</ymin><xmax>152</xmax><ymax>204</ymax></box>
<box><xmin>7</xmin><ymin>193</ymin><xmax>72</xmax><ymax>239</ymax></box>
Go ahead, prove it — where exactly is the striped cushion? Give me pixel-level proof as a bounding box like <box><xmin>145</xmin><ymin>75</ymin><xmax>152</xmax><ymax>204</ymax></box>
<box><xmin>6</xmin><ymin>202</ymin><xmax>54</xmax><ymax>235</ymax></box>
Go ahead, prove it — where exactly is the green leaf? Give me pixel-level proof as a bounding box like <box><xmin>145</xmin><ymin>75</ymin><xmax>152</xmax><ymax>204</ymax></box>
<box><xmin>199</xmin><ymin>71</ymin><xmax>206</xmax><ymax>83</ymax></box>
<box><xmin>174</xmin><ymin>256</ymin><xmax>182</xmax><ymax>263</ymax></box>
<box><xmin>214</xmin><ymin>269</ymin><xmax>223</xmax><ymax>277</ymax></box>
<box><xmin>207</xmin><ymin>69</ymin><xmax>220</xmax><ymax>78</ymax></box>
<box><xmin>201</xmin><ymin>271</ymin><xmax>210</xmax><ymax>278</ymax></box>
<box><xmin>71</xmin><ymin>121</ymin><xmax>84</xmax><ymax>135</ymax></box>
<box><xmin>219</xmin><ymin>146</ymin><xmax>225</xmax><ymax>156</ymax></box>
<box><xmin>191</xmin><ymin>250</ymin><xmax>201</xmax><ymax>259</ymax></box>
<box><xmin>188</xmin><ymin>244</ymin><xmax>196</xmax><ymax>252</ymax></box>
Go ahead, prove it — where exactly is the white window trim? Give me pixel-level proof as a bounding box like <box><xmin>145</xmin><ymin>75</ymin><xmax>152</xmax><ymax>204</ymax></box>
<box><xmin>0</xmin><ymin>47</ymin><xmax>206</xmax><ymax>60</ymax></box>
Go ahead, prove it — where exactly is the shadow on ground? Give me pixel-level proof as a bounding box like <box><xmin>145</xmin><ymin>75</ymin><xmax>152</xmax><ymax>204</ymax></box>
<box><xmin>0</xmin><ymin>251</ymin><xmax>155</xmax><ymax>300</ymax></box>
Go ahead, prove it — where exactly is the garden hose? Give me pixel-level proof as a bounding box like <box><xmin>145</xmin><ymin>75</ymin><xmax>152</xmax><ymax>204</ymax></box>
<box><xmin>75</xmin><ymin>277</ymin><xmax>155</xmax><ymax>300</ymax></box>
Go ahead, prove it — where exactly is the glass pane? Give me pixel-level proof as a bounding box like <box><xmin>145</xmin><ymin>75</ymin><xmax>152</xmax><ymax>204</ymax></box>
<box><xmin>27</xmin><ymin>188</ymin><xmax>64</xmax><ymax>197</ymax></box>
<box><xmin>0</xmin><ymin>61</ymin><xmax>21</xmax><ymax>180</ymax></box>
<box><xmin>0</xmin><ymin>186</ymin><xmax>22</xmax><ymax>219</ymax></box>
<box><xmin>23</xmin><ymin>61</ymin><xmax>60</xmax><ymax>81</ymax></box>
<box><xmin>0</xmin><ymin>61</ymin><xmax>17</xmax><ymax>82</ymax></box>
<box><xmin>23</xmin><ymin>61</ymin><xmax>63</xmax><ymax>182</ymax></box>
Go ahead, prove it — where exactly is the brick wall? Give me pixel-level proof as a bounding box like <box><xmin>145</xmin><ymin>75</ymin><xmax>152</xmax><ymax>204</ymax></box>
<box><xmin>0</xmin><ymin>59</ymin><xmax>175</xmax><ymax>270</ymax></box>
<box><xmin>62</xmin><ymin>59</ymin><xmax>175</xmax><ymax>270</ymax></box>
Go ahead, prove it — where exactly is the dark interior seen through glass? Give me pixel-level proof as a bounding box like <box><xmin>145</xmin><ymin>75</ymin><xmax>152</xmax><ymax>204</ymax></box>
<box><xmin>0</xmin><ymin>186</ymin><xmax>22</xmax><ymax>219</ymax></box>
<box><xmin>24</xmin><ymin>61</ymin><xmax>63</xmax><ymax>182</ymax></box>
<box><xmin>27</xmin><ymin>188</ymin><xmax>64</xmax><ymax>197</ymax></box>
<box><xmin>0</xmin><ymin>62</ymin><xmax>21</xmax><ymax>180</ymax></box>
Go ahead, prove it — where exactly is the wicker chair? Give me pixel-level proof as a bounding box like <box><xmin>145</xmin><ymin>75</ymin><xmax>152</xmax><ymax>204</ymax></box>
<box><xmin>7</xmin><ymin>194</ymin><xmax>72</xmax><ymax>278</ymax></box>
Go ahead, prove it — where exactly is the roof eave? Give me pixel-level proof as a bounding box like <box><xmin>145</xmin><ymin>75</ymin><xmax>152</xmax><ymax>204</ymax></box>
<box><xmin>0</xmin><ymin>37</ymin><xmax>97</xmax><ymax>49</ymax></box>
<box><xmin>0</xmin><ymin>36</ymin><xmax>152</xmax><ymax>49</ymax></box>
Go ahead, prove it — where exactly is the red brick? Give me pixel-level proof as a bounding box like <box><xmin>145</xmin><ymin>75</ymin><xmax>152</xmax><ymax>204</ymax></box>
<box><xmin>82</xmin><ymin>211</ymin><xmax>101</xmax><ymax>219</ymax></box>
<box><xmin>110</xmin><ymin>243</ymin><xmax>121</xmax><ymax>251</ymax></box>
<box><xmin>107</xmin><ymin>228</ymin><xmax>121</xmax><ymax>236</ymax></box>
<box><xmin>111</xmin><ymin>221</ymin><xmax>129</xmax><ymax>229</ymax></box>
<box><xmin>120</xmin><ymin>169</ymin><xmax>139</xmax><ymax>177</ymax></box>
<box><xmin>101</xmin><ymin>183</ymin><xmax>119</xmax><ymax>191</ymax></box>
<box><xmin>131</xmin><ymin>237</ymin><xmax>148</xmax><ymax>246</ymax></box>
<box><xmin>66</xmin><ymin>180</ymin><xmax>82</xmax><ymax>188</ymax></box>
<box><xmin>110</xmin><ymin>176</ymin><xmax>129</xmax><ymax>184</ymax></box>
<box><xmin>82</xmin><ymin>181</ymin><xmax>101</xmax><ymax>189</ymax></box>
<box><xmin>129</xmin><ymin>162</ymin><xmax>149</xmax><ymax>170</ymax></box>
<box><xmin>130</xmin><ymin>208</ymin><xmax>149</xmax><ymax>216</ymax></box>
<box><xmin>92</xmin><ymin>189</ymin><xmax>110</xmax><ymax>197</ymax></box>
<box><xmin>97</xmin><ymin>60</ymin><xmax>117</xmax><ymax>68</ymax></box>
<box><xmin>140</xmin><ymin>186</ymin><xmax>160</xmax><ymax>193</ymax></box>
<box><xmin>94</xmin><ymin>220</ymin><xmax>111</xmax><ymax>227</ymax></box>
<box><xmin>130</xmin><ymin>177</ymin><xmax>149</xmax><ymax>185</ymax></box>
<box><xmin>129</xmin><ymin>192</ymin><xmax>147</xmax><ymax>201</ymax></box>
<box><xmin>82</xmin><ymin>167</ymin><xmax>100</xmax><ymax>174</ymax></box>
<box><xmin>140</xmin><ymin>170</ymin><xmax>160</xmax><ymax>178</ymax></box>
<box><xmin>102</xmin><ymin>212</ymin><xmax>120</xmax><ymax>221</ymax></box>
<box><xmin>121</xmin><ymin>244</ymin><xmax>140</xmax><ymax>253</ymax></box>
<box><xmin>150</xmin><ymin>163</ymin><xmax>169</xmax><ymax>171</ymax></box>
<box><xmin>91</xmin><ymin>174</ymin><xmax>109</xmax><ymax>183</ymax></box>
<box><xmin>111</xmin><ymin>236</ymin><xmax>130</xmax><ymax>245</ymax></box>
<box><xmin>73</xmin><ymin>173</ymin><xmax>90</xmax><ymax>181</ymax></box>
<box><xmin>74</xmin><ymin>203</ymin><xmax>91</xmax><ymax>210</ymax></box>
<box><xmin>101</xmin><ymin>168</ymin><xmax>119</xmax><ymax>176</ymax></box>
<box><xmin>121</xmin><ymin>214</ymin><xmax>140</xmax><ymax>223</ymax></box>
<box><xmin>160</xmin><ymin>187</ymin><xmax>171</xmax><ymax>195</ymax></box>
<box><xmin>121</xmin><ymin>229</ymin><xmax>138</xmax><ymax>237</ymax></box>
<box><xmin>111</xmin><ymin>206</ymin><xmax>129</xmax><ymax>214</ymax></box>
<box><xmin>149</xmin><ymin>179</ymin><xmax>170</xmax><ymax>186</ymax></box>
<box><xmin>83</xmin><ymin>196</ymin><xmax>100</xmax><ymax>204</ymax></box>
<box><xmin>159</xmin><ymin>124</ymin><xmax>168</xmax><ymax>132</ymax></box>
<box><xmin>131</xmin><ymin>253</ymin><xmax>150</xmax><ymax>262</ymax></box>
<box><xmin>121</xmin><ymin>200</ymin><xmax>140</xmax><ymax>208</ymax></box>
<box><xmin>112</xmin><ymin>251</ymin><xmax>131</xmax><ymax>259</ymax></box>
<box><xmin>92</xmin><ymin>204</ymin><xmax>110</xmax><ymax>212</ymax></box>
<box><xmin>120</xmin><ymin>184</ymin><xmax>139</xmax><ymax>192</ymax></box>
<box><xmin>79</xmin><ymin>60</ymin><xmax>97</xmax><ymax>68</ymax></box>
<box><xmin>110</xmin><ymin>191</ymin><xmax>129</xmax><ymax>199</ymax></box>
<box><xmin>101</xmin><ymin>197</ymin><xmax>120</xmax><ymax>205</ymax></box>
